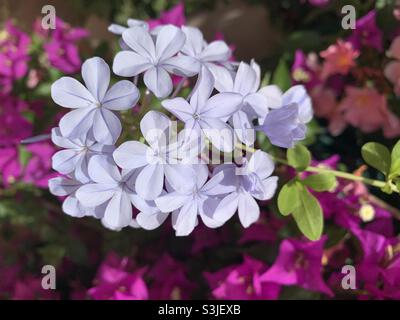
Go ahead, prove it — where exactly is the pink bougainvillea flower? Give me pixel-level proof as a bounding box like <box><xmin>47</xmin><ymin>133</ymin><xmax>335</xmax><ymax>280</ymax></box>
<box><xmin>147</xmin><ymin>254</ymin><xmax>195</xmax><ymax>300</ymax></box>
<box><xmin>310</xmin><ymin>85</ymin><xmax>346</xmax><ymax>136</ymax></box>
<box><xmin>238</xmin><ymin>214</ymin><xmax>285</xmax><ymax>245</ymax></box>
<box><xmin>204</xmin><ymin>256</ymin><xmax>281</xmax><ymax>300</ymax></box>
<box><xmin>88</xmin><ymin>252</ymin><xmax>148</xmax><ymax>300</ymax></box>
<box><xmin>347</xmin><ymin>10</ymin><xmax>383</xmax><ymax>52</ymax></box>
<box><xmin>147</xmin><ymin>2</ymin><xmax>186</xmax><ymax>30</ymax></box>
<box><xmin>338</xmin><ymin>86</ymin><xmax>400</xmax><ymax>137</ymax></box>
<box><xmin>384</xmin><ymin>36</ymin><xmax>400</xmax><ymax>96</ymax></box>
<box><xmin>320</xmin><ymin>40</ymin><xmax>359</xmax><ymax>80</ymax></box>
<box><xmin>260</xmin><ymin>237</ymin><xmax>333</xmax><ymax>297</ymax></box>
<box><xmin>308</xmin><ymin>0</ymin><xmax>331</xmax><ymax>6</ymax></box>
<box><xmin>40</xmin><ymin>18</ymin><xmax>89</xmax><ymax>74</ymax></box>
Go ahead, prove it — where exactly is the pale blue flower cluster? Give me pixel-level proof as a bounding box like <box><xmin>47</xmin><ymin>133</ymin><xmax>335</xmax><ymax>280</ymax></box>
<box><xmin>48</xmin><ymin>22</ymin><xmax>313</xmax><ymax>235</ymax></box>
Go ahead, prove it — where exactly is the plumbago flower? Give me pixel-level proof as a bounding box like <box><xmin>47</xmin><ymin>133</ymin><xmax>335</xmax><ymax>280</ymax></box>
<box><xmin>213</xmin><ymin>61</ymin><xmax>269</xmax><ymax>145</ymax></box>
<box><xmin>162</xmin><ymin>67</ymin><xmax>242</xmax><ymax>152</ymax></box>
<box><xmin>113</xmin><ymin>25</ymin><xmax>199</xmax><ymax>98</ymax></box>
<box><xmin>113</xmin><ymin>110</ymin><xmax>195</xmax><ymax>201</ymax></box>
<box><xmin>257</xmin><ymin>85</ymin><xmax>313</xmax><ymax>148</ymax></box>
<box><xmin>51</xmin><ymin>57</ymin><xmax>139</xmax><ymax>144</ymax></box>
<box><xmin>51</xmin><ymin>128</ymin><xmax>115</xmax><ymax>182</ymax></box>
<box><xmin>154</xmin><ymin>164</ymin><xmax>228</xmax><ymax>236</ymax></box>
<box><xmin>214</xmin><ymin>150</ymin><xmax>278</xmax><ymax>228</ymax></box>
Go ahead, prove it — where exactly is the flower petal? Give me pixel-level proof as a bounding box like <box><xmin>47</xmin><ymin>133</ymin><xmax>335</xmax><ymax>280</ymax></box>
<box><xmin>59</xmin><ymin>107</ymin><xmax>96</xmax><ymax>139</ymax></box>
<box><xmin>112</xmin><ymin>51</ymin><xmax>152</xmax><ymax>77</ymax></box>
<box><xmin>161</xmin><ymin>55</ymin><xmax>200</xmax><ymax>77</ymax></box>
<box><xmin>200</xmin><ymin>118</ymin><xmax>236</xmax><ymax>152</ymax></box>
<box><xmin>173</xmin><ymin>201</ymin><xmax>198</xmax><ymax>236</ymax></box>
<box><xmin>143</xmin><ymin>66</ymin><xmax>173</xmax><ymax>98</ymax></box>
<box><xmin>88</xmin><ymin>155</ymin><xmax>121</xmax><ymax>184</ymax></box>
<box><xmin>82</xmin><ymin>57</ymin><xmax>110</xmax><ymax>102</ymax></box>
<box><xmin>234</xmin><ymin>61</ymin><xmax>258</xmax><ymax>95</ymax></box>
<box><xmin>48</xmin><ymin>177</ymin><xmax>81</xmax><ymax>196</ymax></box>
<box><xmin>103</xmin><ymin>191</ymin><xmax>133</xmax><ymax>229</ymax></box>
<box><xmin>62</xmin><ymin>195</ymin><xmax>86</xmax><ymax>218</ymax></box>
<box><xmin>155</xmin><ymin>25</ymin><xmax>185</xmax><ymax>60</ymax></box>
<box><xmin>52</xmin><ymin>149</ymin><xmax>80</xmax><ymax>174</ymax></box>
<box><xmin>200</xmin><ymin>92</ymin><xmax>242</xmax><ymax>118</ymax></box>
<box><xmin>155</xmin><ymin>191</ymin><xmax>189</xmax><ymax>212</ymax></box>
<box><xmin>238</xmin><ymin>191</ymin><xmax>260</xmax><ymax>228</ymax></box>
<box><xmin>136</xmin><ymin>164</ymin><xmax>164</xmax><ymax>200</ymax></box>
<box><xmin>162</xmin><ymin>97</ymin><xmax>195</xmax><ymax>122</ymax></box>
<box><xmin>113</xmin><ymin>141</ymin><xmax>152</xmax><ymax>170</ymax></box>
<box><xmin>51</xmin><ymin>77</ymin><xmax>95</xmax><ymax>109</ymax></box>
<box><xmin>140</xmin><ymin>110</ymin><xmax>172</xmax><ymax>150</ymax></box>
<box><xmin>247</xmin><ymin>150</ymin><xmax>275</xmax><ymax>179</ymax></box>
<box><xmin>199</xmin><ymin>41</ymin><xmax>231</xmax><ymax>62</ymax></box>
<box><xmin>122</xmin><ymin>26</ymin><xmax>155</xmax><ymax>60</ymax></box>
<box><xmin>102</xmin><ymin>80</ymin><xmax>140</xmax><ymax>111</ymax></box>
<box><xmin>214</xmin><ymin>191</ymin><xmax>239</xmax><ymax>223</ymax></box>
<box><xmin>76</xmin><ymin>183</ymin><xmax>116</xmax><ymax>207</ymax></box>
<box><xmin>93</xmin><ymin>109</ymin><xmax>122</xmax><ymax>145</ymax></box>
<box><xmin>136</xmin><ymin>211</ymin><xmax>169</xmax><ymax>230</ymax></box>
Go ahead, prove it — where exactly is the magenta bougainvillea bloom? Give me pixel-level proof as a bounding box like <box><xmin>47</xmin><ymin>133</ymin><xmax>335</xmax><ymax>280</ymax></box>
<box><xmin>38</xmin><ymin>18</ymin><xmax>89</xmax><ymax>74</ymax></box>
<box><xmin>148</xmin><ymin>2</ymin><xmax>186</xmax><ymax>30</ymax></box>
<box><xmin>88</xmin><ymin>253</ymin><xmax>148</xmax><ymax>300</ymax></box>
<box><xmin>347</xmin><ymin>10</ymin><xmax>383</xmax><ymax>52</ymax></box>
<box><xmin>148</xmin><ymin>254</ymin><xmax>195</xmax><ymax>299</ymax></box>
<box><xmin>260</xmin><ymin>237</ymin><xmax>333</xmax><ymax>297</ymax></box>
<box><xmin>291</xmin><ymin>50</ymin><xmax>321</xmax><ymax>91</ymax></box>
<box><xmin>205</xmin><ymin>256</ymin><xmax>281</xmax><ymax>300</ymax></box>
<box><xmin>0</xmin><ymin>20</ymin><xmax>31</xmax><ymax>94</ymax></box>
<box><xmin>12</xmin><ymin>276</ymin><xmax>60</xmax><ymax>300</ymax></box>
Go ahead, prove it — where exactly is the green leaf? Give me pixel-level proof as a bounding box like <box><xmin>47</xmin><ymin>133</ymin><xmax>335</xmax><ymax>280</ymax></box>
<box><xmin>18</xmin><ymin>145</ymin><xmax>32</xmax><ymax>168</ymax></box>
<box><xmin>278</xmin><ymin>180</ymin><xmax>301</xmax><ymax>216</ymax></box>
<box><xmin>361</xmin><ymin>142</ymin><xmax>391</xmax><ymax>175</ymax></box>
<box><xmin>390</xmin><ymin>140</ymin><xmax>400</xmax><ymax>178</ymax></box>
<box><xmin>302</xmin><ymin>173</ymin><xmax>337</xmax><ymax>192</ymax></box>
<box><xmin>292</xmin><ymin>184</ymin><xmax>323</xmax><ymax>241</ymax></box>
<box><xmin>272</xmin><ymin>58</ymin><xmax>291</xmax><ymax>92</ymax></box>
<box><xmin>287</xmin><ymin>144</ymin><xmax>311</xmax><ymax>171</ymax></box>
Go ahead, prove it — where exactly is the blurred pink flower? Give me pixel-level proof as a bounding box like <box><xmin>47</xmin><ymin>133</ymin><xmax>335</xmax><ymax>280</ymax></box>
<box><xmin>12</xmin><ymin>276</ymin><xmax>60</xmax><ymax>300</ymax></box>
<box><xmin>260</xmin><ymin>237</ymin><xmax>333</xmax><ymax>297</ymax></box>
<box><xmin>88</xmin><ymin>252</ymin><xmax>148</xmax><ymax>300</ymax></box>
<box><xmin>291</xmin><ymin>50</ymin><xmax>322</xmax><ymax>90</ymax></box>
<box><xmin>347</xmin><ymin>10</ymin><xmax>383</xmax><ymax>52</ymax></box>
<box><xmin>204</xmin><ymin>256</ymin><xmax>281</xmax><ymax>300</ymax></box>
<box><xmin>38</xmin><ymin>18</ymin><xmax>89</xmax><ymax>74</ymax></box>
<box><xmin>0</xmin><ymin>20</ymin><xmax>31</xmax><ymax>94</ymax></box>
<box><xmin>238</xmin><ymin>215</ymin><xmax>285</xmax><ymax>245</ymax></box>
<box><xmin>308</xmin><ymin>0</ymin><xmax>331</xmax><ymax>7</ymax></box>
<box><xmin>384</xmin><ymin>36</ymin><xmax>400</xmax><ymax>96</ymax></box>
<box><xmin>148</xmin><ymin>254</ymin><xmax>195</xmax><ymax>299</ymax></box>
<box><xmin>311</xmin><ymin>85</ymin><xmax>346</xmax><ymax>136</ymax></box>
<box><xmin>320</xmin><ymin>40</ymin><xmax>359</xmax><ymax>80</ymax></box>
<box><xmin>148</xmin><ymin>2</ymin><xmax>186</xmax><ymax>29</ymax></box>
<box><xmin>338</xmin><ymin>86</ymin><xmax>400</xmax><ymax>137</ymax></box>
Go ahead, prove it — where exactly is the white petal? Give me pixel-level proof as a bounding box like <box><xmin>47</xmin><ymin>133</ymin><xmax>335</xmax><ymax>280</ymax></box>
<box><xmin>88</xmin><ymin>155</ymin><xmax>121</xmax><ymax>184</ymax></box>
<box><xmin>200</xmin><ymin>118</ymin><xmax>236</xmax><ymax>152</ymax></box>
<box><xmin>59</xmin><ymin>107</ymin><xmax>96</xmax><ymax>139</ymax></box>
<box><xmin>181</xmin><ymin>26</ymin><xmax>204</xmax><ymax>57</ymax></box>
<box><xmin>103</xmin><ymin>191</ymin><xmax>132</xmax><ymax>229</ymax></box>
<box><xmin>283</xmin><ymin>85</ymin><xmax>313</xmax><ymax>123</ymax></box>
<box><xmin>136</xmin><ymin>164</ymin><xmax>164</xmax><ymax>200</ymax></box>
<box><xmin>136</xmin><ymin>211</ymin><xmax>169</xmax><ymax>230</ymax></box>
<box><xmin>82</xmin><ymin>57</ymin><xmax>110</xmax><ymax>102</ymax></box>
<box><xmin>162</xmin><ymin>97</ymin><xmax>195</xmax><ymax>122</ymax></box>
<box><xmin>140</xmin><ymin>110</ymin><xmax>172</xmax><ymax>150</ymax></box>
<box><xmin>52</xmin><ymin>149</ymin><xmax>80</xmax><ymax>174</ymax></box>
<box><xmin>155</xmin><ymin>25</ymin><xmax>185</xmax><ymax>60</ymax></box>
<box><xmin>102</xmin><ymin>80</ymin><xmax>140</xmax><ymax>111</ymax></box>
<box><xmin>189</xmin><ymin>66</ymin><xmax>214</xmax><ymax>111</ymax></box>
<box><xmin>253</xmin><ymin>176</ymin><xmax>278</xmax><ymax>201</ymax></box>
<box><xmin>238</xmin><ymin>192</ymin><xmax>260</xmax><ymax>228</ymax></box>
<box><xmin>76</xmin><ymin>184</ymin><xmax>116</xmax><ymax>207</ymax></box>
<box><xmin>209</xmin><ymin>64</ymin><xmax>234</xmax><ymax>92</ymax></box>
<box><xmin>173</xmin><ymin>201</ymin><xmax>198</xmax><ymax>236</ymax></box>
<box><xmin>48</xmin><ymin>177</ymin><xmax>80</xmax><ymax>196</ymax></box>
<box><xmin>51</xmin><ymin>77</ymin><xmax>95</xmax><ymax>109</ymax></box>
<box><xmin>113</xmin><ymin>141</ymin><xmax>152</xmax><ymax>170</ymax></box>
<box><xmin>247</xmin><ymin>150</ymin><xmax>275</xmax><ymax>179</ymax></box>
<box><xmin>234</xmin><ymin>62</ymin><xmax>258</xmax><ymax>95</ymax></box>
<box><xmin>143</xmin><ymin>67</ymin><xmax>173</xmax><ymax>98</ymax></box>
<box><xmin>200</xmin><ymin>92</ymin><xmax>242</xmax><ymax>118</ymax></box>
<box><xmin>243</xmin><ymin>93</ymin><xmax>268</xmax><ymax>120</ymax></box>
<box><xmin>62</xmin><ymin>195</ymin><xmax>86</xmax><ymax>218</ymax></box>
<box><xmin>199</xmin><ymin>41</ymin><xmax>231</xmax><ymax>62</ymax></box>
<box><xmin>161</xmin><ymin>55</ymin><xmax>200</xmax><ymax>77</ymax></box>
<box><xmin>155</xmin><ymin>191</ymin><xmax>189</xmax><ymax>212</ymax></box>
<box><xmin>258</xmin><ymin>85</ymin><xmax>283</xmax><ymax>109</ymax></box>
<box><xmin>231</xmin><ymin>110</ymin><xmax>255</xmax><ymax>146</ymax></box>
<box><xmin>214</xmin><ymin>192</ymin><xmax>239</xmax><ymax>223</ymax></box>
<box><xmin>199</xmin><ymin>197</ymin><xmax>224</xmax><ymax>228</ymax></box>
<box><xmin>93</xmin><ymin>109</ymin><xmax>122</xmax><ymax>145</ymax></box>
<box><xmin>129</xmin><ymin>193</ymin><xmax>159</xmax><ymax>214</ymax></box>
<box><xmin>122</xmin><ymin>26</ymin><xmax>155</xmax><ymax>59</ymax></box>
<box><xmin>51</xmin><ymin>127</ymin><xmax>80</xmax><ymax>149</ymax></box>
<box><xmin>112</xmin><ymin>51</ymin><xmax>152</xmax><ymax>77</ymax></box>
